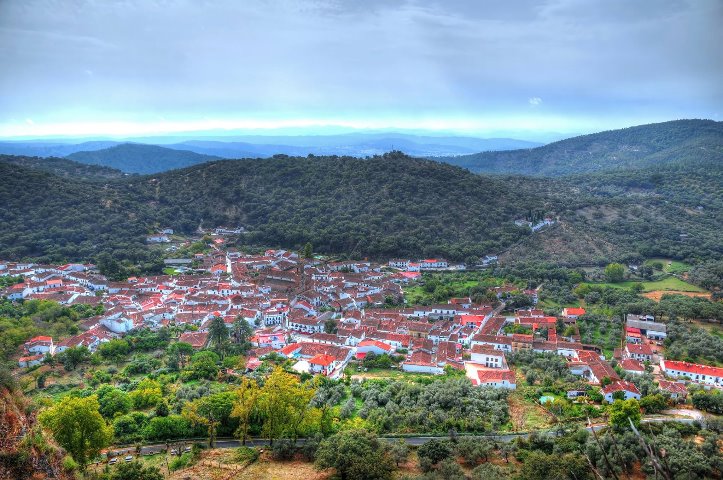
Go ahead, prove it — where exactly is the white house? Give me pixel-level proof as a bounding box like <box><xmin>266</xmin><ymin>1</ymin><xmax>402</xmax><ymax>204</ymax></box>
<box><xmin>464</xmin><ymin>362</ymin><xmax>516</xmax><ymax>389</ymax></box>
<box><xmin>601</xmin><ymin>380</ymin><xmax>641</xmax><ymax>402</ymax></box>
<box><xmin>660</xmin><ymin>360</ymin><xmax>723</xmax><ymax>387</ymax></box>
<box><xmin>100</xmin><ymin>313</ymin><xmax>134</xmax><ymax>334</ymax></box>
<box><xmin>18</xmin><ymin>354</ymin><xmax>43</xmax><ymax>368</ymax></box>
<box><xmin>469</xmin><ymin>345</ymin><xmax>506</xmax><ymax>368</ymax></box>
<box><xmin>24</xmin><ymin>336</ymin><xmax>54</xmax><ymax>355</ymax></box>
<box><xmin>357</xmin><ymin>339</ymin><xmax>393</xmax><ymax>356</ymax></box>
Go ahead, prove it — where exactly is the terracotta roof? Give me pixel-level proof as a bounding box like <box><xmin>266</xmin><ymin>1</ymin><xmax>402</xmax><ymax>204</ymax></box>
<box><xmin>601</xmin><ymin>380</ymin><xmax>640</xmax><ymax>396</ymax></box>
<box><xmin>309</xmin><ymin>353</ymin><xmax>335</xmax><ymax>367</ymax></box>
<box><xmin>662</xmin><ymin>360</ymin><xmax>723</xmax><ymax>378</ymax></box>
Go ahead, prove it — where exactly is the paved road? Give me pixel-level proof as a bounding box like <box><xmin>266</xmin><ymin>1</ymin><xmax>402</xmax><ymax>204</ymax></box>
<box><xmin>103</xmin><ymin>415</ymin><xmax>700</xmax><ymax>460</ymax></box>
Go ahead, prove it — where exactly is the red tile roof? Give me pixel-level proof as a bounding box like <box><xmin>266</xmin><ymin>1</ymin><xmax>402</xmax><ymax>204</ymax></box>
<box><xmin>662</xmin><ymin>360</ymin><xmax>723</xmax><ymax>378</ymax></box>
<box><xmin>309</xmin><ymin>353</ymin><xmax>335</xmax><ymax>367</ymax></box>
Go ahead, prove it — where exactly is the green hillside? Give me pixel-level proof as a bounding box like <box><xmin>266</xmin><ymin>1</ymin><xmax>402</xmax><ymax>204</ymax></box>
<box><xmin>0</xmin><ymin>154</ymin><xmax>126</xmax><ymax>180</ymax></box>
<box><xmin>67</xmin><ymin>143</ymin><xmax>220</xmax><ymax>174</ymax></box>
<box><xmin>0</xmin><ymin>149</ymin><xmax>720</xmax><ymax>271</ymax></box>
<box><xmin>439</xmin><ymin>119</ymin><xmax>723</xmax><ymax>176</ymax></box>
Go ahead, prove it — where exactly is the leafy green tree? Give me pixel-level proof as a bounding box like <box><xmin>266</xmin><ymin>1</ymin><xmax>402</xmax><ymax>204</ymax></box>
<box><xmin>182</xmin><ymin>350</ymin><xmax>220</xmax><ymax>381</ymax></box>
<box><xmin>604</xmin><ymin>263</ymin><xmax>625</xmax><ymax>283</ymax></box>
<box><xmin>257</xmin><ymin>367</ymin><xmax>316</xmax><ymax>444</ymax></box>
<box><xmin>109</xmin><ymin>461</ymin><xmax>163</xmax><ymax>480</ymax></box>
<box><xmin>166</xmin><ymin>341</ymin><xmax>194</xmax><ymax>370</ymax></box>
<box><xmin>231</xmin><ymin>377</ymin><xmax>261</xmax><ymax>445</ymax></box>
<box><xmin>57</xmin><ymin>346</ymin><xmax>91</xmax><ymax>371</ymax></box>
<box><xmin>315</xmin><ymin>429</ymin><xmax>395</xmax><ymax>480</ymax></box>
<box><xmin>471</xmin><ymin>462</ymin><xmax>504</xmax><ymax>479</ymax></box>
<box><xmin>639</xmin><ymin>394</ymin><xmax>668</xmax><ymax>414</ymax></box>
<box><xmin>608</xmin><ymin>399</ymin><xmax>641</xmax><ymax>430</ymax></box>
<box><xmin>98</xmin><ymin>339</ymin><xmax>130</xmax><ymax>361</ymax></box>
<box><xmin>129</xmin><ymin>378</ymin><xmax>163</xmax><ymax>409</ymax></box>
<box><xmin>232</xmin><ymin>317</ymin><xmax>254</xmax><ymax>349</ymax></box>
<box><xmin>389</xmin><ymin>439</ymin><xmax>409</xmax><ymax>467</ymax></box>
<box><xmin>96</xmin><ymin>385</ymin><xmax>131</xmax><ymax>419</ymax></box>
<box><xmin>303</xmin><ymin>242</ymin><xmax>313</xmax><ymax>259</ymax></box>
<box><xmin>518</xmin><ymin>451</ymin><xmax>590</xmax><ymax>480</ymax></box>
<box><xmin>182</xmin><ymin>392</ymin><xmax>236</xmax><ymax>448</ymax></box>
<box><xmin>38</xmin><ymin>395</ymin><xmax>112</xmax><ymax>468</ymax></box>
<box><xmin>418</xmin><ymin>439</ymin><xmax>453</xmax><ymax>467</ymax></box>
<box><xmin>324</xmin><ymin>318</ymin><xmax>338</xmax><ymax>334</ymax></box>
<box><xmin>208</xmin><ymin>316</ymin><xmax>230</xmax><ymax>355</ymax></box>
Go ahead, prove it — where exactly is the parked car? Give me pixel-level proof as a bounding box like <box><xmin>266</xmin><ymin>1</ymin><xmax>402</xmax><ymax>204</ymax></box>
<box><xmin>124</xmin><ymin>455</ymin><xmax>133</xmax><ymax>462</ymax></box>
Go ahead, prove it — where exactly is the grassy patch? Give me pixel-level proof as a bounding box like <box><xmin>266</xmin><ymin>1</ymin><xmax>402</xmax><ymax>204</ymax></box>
<box><xmin>644</xmin><ymin>258</ymin><xmax>691</xmax><ymax>274</ymax></box>
<box><xmin>582</xmin><ymin>276</ymin><xmax>705</xmax><ymax>293</ymax></box>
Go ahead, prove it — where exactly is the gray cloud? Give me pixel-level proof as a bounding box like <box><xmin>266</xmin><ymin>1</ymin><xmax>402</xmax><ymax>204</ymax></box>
<box><xmin>0</xmin><ymin>0</ymin><xmax>720</xmax><ymax>137</ymax></box>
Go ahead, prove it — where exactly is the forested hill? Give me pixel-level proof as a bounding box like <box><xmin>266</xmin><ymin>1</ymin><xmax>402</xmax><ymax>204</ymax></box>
<box><xmin>0</xmin><ymin>151</ymin><xmax>720</xmax><ymax>269</ymax></box>
<box><xmin>0</xmin><ymin>154</ymin><xmax>126</xmax><ymax>180</ymax></box>
<box><xmin>67</xmin><ymin>143</ymin><xmax>220</xmax><ymax>174</ymax></box>
<box><xmin>438</xmin><ymin>119</ymin><xmax>723</xmax><ymax>176</ymax></box>
<box><xmin>0</xmin><ymin>153</ymin><xmax>547</xmax><ymax>264</ymax></box>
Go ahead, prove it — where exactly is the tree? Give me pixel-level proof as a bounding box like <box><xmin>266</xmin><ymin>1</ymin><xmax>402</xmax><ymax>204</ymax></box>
<box><xmin>389</xmin><ymin>439</ymin><xmax>409</xmax><ymax>467</ymax></box>
<box><xmin>98</xmin><ymin>339</ymin><xmax>130</xmax><ymax>362</ymax></box>
<box><xmin>38</xmin><ymin>395</ymin><xmax>112</xmax><ymax>468</ymax></box>
<box><xmin>208</xmin><ymin>316</ymin><xmax>230</xmax><ymax>355</ymax></box>
<box><xmin>257</xmin><ymin>367</ymin><xmax>316</xmax><ymax>444</ymax></box>
<box><xmin>109</xmin><ymin>461</ymin><xmax>163</xmax><ymax>480</ymax></box>
<box><xmin>232</xmin><ymin>316</ymin><xmax>254</xmax><ymax>349</ymax></box>
<box><xmin>182</xmin><ymin>350</ymin><xmax>220</xmax><ymax>381</ymax></box>
<box><xmin>57</xmin><ymin>346</ymin><xmax>91</xmax><ymax>371</ymax></box>
<box><xmin>231</xmin><ymin>377</ymin><xmax>261</xmax><ymax>444</ymax></box>
<box><xmin>608</xmin><ymin>399</ymin><xmax>641</xmax><ymax>430</ymax></box>
<box><xmin>518</xmin><ymin>451</ymin><xmax>590</xmax><ymax>480</ymax></box>
<box><xmin>303</xmin><ymin>242</ymin><xmax>313</xmax><ymax>259</ymax></box>
<box><xmin>604</xmin><ymin>263</ymin><xmax>625</xmax><ymax>283</ymax></box>
<box><xmin>639</xmin><ymin>394</ymin><xmax>668</xmax><ymax>414</ymax></box>
<box><xmin>166</xmin><ymin>341</ymin><xmax>194</xmax><ymax>370</ymax></box>
<box><xmin>324</xmin><ymin>318</ymin><xmax>338</xmax><ymax>334</ymax></box>
<box><xmin>471</xmin><ymin>462</ymin><xmax>504</xmax><ymax>480</ymax></box>
<box><xmin>129</xmin><ymin>378</ymin><xmax>163</xmax><ymax>409</ymax></box>
<box><xmin>315</xmin><ymin>429</ymin><xmax>394</xmax><ymax>480</ymax></box>
<box><xmin>418</xmin><ymin>439</ymin><xmax>453</xmax><ymax>467</ymax></box>
<box><xmin>436</xmin><ymin>458</ymin><xmax>466</xmax><ymax>480</ymax></box>
<box><xmin>96</xmin><ymin>385</ymin><xmax>132</xmax><ymax>419</ymax></box>
<box><xmin>182</xmin><ymin>391</ymin><xmax>237</xmax><ymax>448</ymax></box>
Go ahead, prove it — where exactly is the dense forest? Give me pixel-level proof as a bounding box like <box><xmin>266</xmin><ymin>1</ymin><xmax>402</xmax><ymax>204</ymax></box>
<box><xmin>0</xmin><ymin>154</ymin><xmax>126</xmax><ymax>180</ymax></box>
<box><xmin>0</xmin><ymin>143</ymin><xmax>721</xmax><ymax>268</ymax></box>
<box><xmin>438</xmin><ymin>119</ymin><xmax>723</xmax><ymax>176</ymax></box>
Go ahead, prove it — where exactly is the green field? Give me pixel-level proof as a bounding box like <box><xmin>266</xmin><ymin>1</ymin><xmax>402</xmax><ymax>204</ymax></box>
<box><xmin>583</xmin><ymin>276</ymin><xmax>705</xmax><ymax>293</ymax></box>
<box><xmin>644</xmin><ymin>258</ymin><xmax>691</xmax><ymax>274</ymax></box>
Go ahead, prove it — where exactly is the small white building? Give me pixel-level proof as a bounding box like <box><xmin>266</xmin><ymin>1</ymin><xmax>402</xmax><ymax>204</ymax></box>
<box><xmin>601</xmin><ymin>380</ymin><xmax>641</xmax><ymax>402</ymax></box>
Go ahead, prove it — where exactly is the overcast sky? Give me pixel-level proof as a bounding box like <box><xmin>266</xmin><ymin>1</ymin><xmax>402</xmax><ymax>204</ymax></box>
<box><xmin>0</xmin><ymin>0</ymin><xmax>721</xmax><ymax>140</ymax></box>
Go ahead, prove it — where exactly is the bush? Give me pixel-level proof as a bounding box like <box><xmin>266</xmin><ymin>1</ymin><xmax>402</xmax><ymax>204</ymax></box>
<box><xmin>271</xmin><ymin>438</ymin><xmax>297</xmax><ymax>460</ymax></box>
<box><xmin>234</xmin><ymin>446</ymin><xmax>260</xmax><ymax>464</ymax></box>
<box><xmin>169</xmin><ymin>452</ymin><xmax>192</xmax><ymax>471</ymax></box>
<box><xmin>62</xmin><ymin>455</ymin><xmax>77</xmax><ymax>472</ymax></box>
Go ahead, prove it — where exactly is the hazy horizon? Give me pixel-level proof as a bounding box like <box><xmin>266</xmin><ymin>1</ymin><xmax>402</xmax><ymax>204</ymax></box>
<box><xmin>1</xmin><ymin>0</ymin><xmax>721</xmax><ymax>141</ymax></box>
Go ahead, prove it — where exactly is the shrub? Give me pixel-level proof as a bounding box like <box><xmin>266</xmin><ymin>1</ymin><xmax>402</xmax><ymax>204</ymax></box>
<box><xmin>62</xmin><ymin>455</ymin><xmax>77</xmax><ymax>472</ymax></box>
<box><xmin>234</xmin><ymin>446</ymin><xmax>260</xmax><ymax>464</ymax></box>
<box><xmin>271</xmin><ymin>438</ymin><xmax>296</xmax><ymax>460</ymax></box>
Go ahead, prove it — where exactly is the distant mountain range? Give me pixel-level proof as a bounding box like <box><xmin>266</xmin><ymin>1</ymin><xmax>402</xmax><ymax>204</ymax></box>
<box><xmin>0</xmin><ymin>132</ymin><xmax>542</xmax><ymax>173</ymax></box>
<box><xmin>0</xmin><ymin>120</ymin><xmax>720</xmax><ymax>176</ymax></box>
<box><xmin>438</xmin><ymin>119</ymin><xmax>723</xmax><ymax>176</ymax></box>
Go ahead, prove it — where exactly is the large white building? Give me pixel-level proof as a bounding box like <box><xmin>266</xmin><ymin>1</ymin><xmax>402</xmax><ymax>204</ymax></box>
<box><xmin>661</xmin><ymin>360</ymin><xmax>723</xmax><ymax>387</ymax></box>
